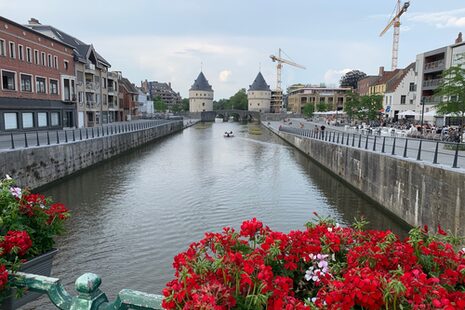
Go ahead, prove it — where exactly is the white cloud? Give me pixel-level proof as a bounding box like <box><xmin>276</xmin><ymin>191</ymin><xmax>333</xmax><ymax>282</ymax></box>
<box><xmin>408</xmin><ymin>8</ymin><xmax>465</xmax><ymax>28</ymax></box>
<box><xmin>219</xmin><ymin>70</ymin><xmax>232</xmax><ymax>82</ymax></box>
<box><xmin>323</xmin><ymin>68</ymin><xmax>352</xmax><ymax>85</ymax></box>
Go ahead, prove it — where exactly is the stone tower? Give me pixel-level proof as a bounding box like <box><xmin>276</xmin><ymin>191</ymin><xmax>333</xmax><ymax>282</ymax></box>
<box><xmin>189</xmin><ymin>72</ymin><xmax>214</xmax><ymax>112</ymax></box>
<box><xmin>247</xmin><ymin>72</ymin><xmax>271</xmax><ymax>113</ymax></box>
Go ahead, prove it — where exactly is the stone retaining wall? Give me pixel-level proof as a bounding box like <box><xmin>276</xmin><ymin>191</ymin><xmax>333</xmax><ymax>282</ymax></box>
<box><xmin>0</xmin><ymin>121</ymin><xmax>183</xmax><ymax>189</ymax></box>
<box><xmin>270</xmin><ymin>127</ymin><xmax>465</xmax><ymax>236</ymax></box>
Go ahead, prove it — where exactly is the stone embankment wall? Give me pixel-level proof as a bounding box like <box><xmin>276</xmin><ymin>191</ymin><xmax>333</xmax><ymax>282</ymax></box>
<box><xmin>1</xmin><ymin>121</ymin><xmax>183</xmax><ymax>189</ymax></box>
<box><xmin>270</xmin><ymin>127</ymin><xmax>465</xmax><ymax>237</ymax></box>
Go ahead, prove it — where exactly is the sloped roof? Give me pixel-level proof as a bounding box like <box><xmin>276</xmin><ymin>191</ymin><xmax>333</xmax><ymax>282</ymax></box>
<box><xmin>248</xmin><ymin>72</ymin><xmax>270</xmax><ymax>91</ymax></box>
<box><xmin>119</xmin><ymin>77</ymin><xmax>139</xmax><ymax>94</ymax></box>
<box><xmin>190</xmin><ymin>72</ymin><xmax>213</xmax><ymax>91</ymax></box>
<box><xmin>25</xmin><ymin>24</ymin><xmax>110</xmax><ymax>66</ymax></box>
<box><xmin>385</xmin><ymin>62</ymin><xmax>415</xmax><ymax>93</ymax></box>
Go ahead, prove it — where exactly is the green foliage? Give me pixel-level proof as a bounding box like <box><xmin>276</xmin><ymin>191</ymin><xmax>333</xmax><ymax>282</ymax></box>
<box><xmin>303</xmin><ymin>104</ymin><xmax>315</xmax><ymax>118</ymax></box>
<box><xmin>181</xmin><ymin>98</ymin><xmax>189</xmax><ymax>111</ymax></box>
<box><xmin>344</xmin><ymin>92</ymin><xmax>383</xmax><ymax>121</ymax></box>
<box><xmin>214</xmin><ymin>98</ymin><xmax>229</xmax><ymax>110</ymax></box>
<box><xmin>316</xmin><ymin>102</ymin><xmax>329</xmax><ymax>112</ymax></box>
<box><xmin>435</xmin><ymin>57</ymin><xmax>465</xmax><ymax>127</ymax></box>
<box><xmin>227</xmin><ymin>88</ymin><xmax>248</xmax><ymax>110</ymax></box>
<box><xmin>153</xmin><ymin>96</ymin><xmax>167</xmax><ymax>112</ymax></box>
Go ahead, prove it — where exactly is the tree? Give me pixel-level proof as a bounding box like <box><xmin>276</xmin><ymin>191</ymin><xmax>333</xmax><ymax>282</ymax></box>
<box><xmin>181</xmin><ymin>98</ymin><xmax>189</xmax><ymax>111</ymax></box>
<box><xmin>343</xmin><ymin>93</ymin><xmax>383</xmax><ymax>122</ymax></box>
<box><xmin>214</xmin><ymin>99</ymin><xmax>229</xmax><ymax>110</ymax></box>
<box><xmin>227</xmin><ymin>88</ymin><xmax>248</xmax><ymax>110</ymax></box>
<box><xmin>154</xmin><ymin>96</ymin><xmax>167</xmax><ymax>112</ymax></box>
<box><xmin>435</xmin><ymin>59</ymin><xmax>465</xmax><ymax>131</ymax></box>
<box><xmin>340</xmin><ymin>70</ymin><xmax>367</xmax><ymax>90</ymax></box>
<box><xmin>344</xmin><ymin>92</ymin><xmax>361</xmax><ymax>121</ymax></box>
<box><xmin>303</xmin><ymin>104</ymin><xmax>315</xmax><ymax>118</ymax></box>
<box><xmin>316</xmin><ymin>102</ymin><xmax>329</xmax><ymax>112</ymax></box>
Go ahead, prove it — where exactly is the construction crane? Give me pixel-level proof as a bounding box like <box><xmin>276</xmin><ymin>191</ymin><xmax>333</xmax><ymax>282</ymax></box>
<box><xmin>380</xmin><ymin>0</ymin><xmax>410</xmax><ymax>70</ymax></box>
<box><xmin>270</xmin><ymin>48</ymin><xmax>306</xmax><ymax>92</ymax></box>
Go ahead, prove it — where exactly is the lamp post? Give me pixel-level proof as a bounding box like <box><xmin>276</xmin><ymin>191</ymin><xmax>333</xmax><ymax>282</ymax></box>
<box><xmin>420</xmin><ymin>97</ymin><xmax>425</xmax><ymax>126</ymax></box>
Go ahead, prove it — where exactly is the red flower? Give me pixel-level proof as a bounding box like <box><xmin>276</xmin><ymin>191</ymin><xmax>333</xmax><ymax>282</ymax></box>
<box><xmin>1</xmin><ymin>230</ymin><xmax>32</xmax><ymax>257</ymax></box>
<box><xmin>0</xmin><ymin>265</ymin><xmax>8</xmax><ymax>289</ymax></box>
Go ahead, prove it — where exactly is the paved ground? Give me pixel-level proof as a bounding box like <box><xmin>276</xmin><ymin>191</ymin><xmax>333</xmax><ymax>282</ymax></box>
<box><xmin>264</xmin><ymin>118</ymin><xmax>465</xmax><ymax>172</ymax></box>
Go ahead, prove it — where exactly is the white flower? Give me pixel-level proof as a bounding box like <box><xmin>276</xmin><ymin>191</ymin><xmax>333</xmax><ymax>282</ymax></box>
<box><xmin>10</xmin><ymin>187</ymin><xmax>22</xmax><ymax>198</ymax></box>
<box><xmin>327</xmin><ymin>227</ymin><xmax>333</xmax><ymax>232</ymax></box>
<box><xmin>5</xmin><ymin>174</ymin><xmax>12</xmax><ymax>180</ymax></box>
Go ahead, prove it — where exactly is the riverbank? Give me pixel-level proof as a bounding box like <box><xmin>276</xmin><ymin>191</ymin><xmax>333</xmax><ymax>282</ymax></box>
<box><xmin>1</xmin><ymin>120</ymin><xmax>184</xmax><ymax>189</ymax></box>
<box><xmin>263</xmin><ymin>120</ymin><xmax>465</xmax><ymax>237</ymax></box>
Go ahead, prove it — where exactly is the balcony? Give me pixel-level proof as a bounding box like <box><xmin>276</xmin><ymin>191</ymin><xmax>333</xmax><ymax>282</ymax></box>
<box><xmin>422</xmin><ymin>78</ymin><xmax>443</xmax><ymax>90</ymax></box>
<box><xmin>85</xmin><ymin>63</ymin><xmax>96</xmax><ymax>71</ymax></box>
<box><xmin>85</xmin><ymin>82</ymin><xmax>100</xmax><ymax>92</ymax></box>
<box><xmin>422</xmin><ymin>96</ymin><xmax>442</xmax><ymax>105</ymax></box>
<box><xmin>108</xmin><ymin>86</ymin><xmax>116</xmax><ymax>93</ymax></box>
<box><xmin>424</xmin><ymin>59</ymin><xmax>445</xmax><ymax>73</ymax></box>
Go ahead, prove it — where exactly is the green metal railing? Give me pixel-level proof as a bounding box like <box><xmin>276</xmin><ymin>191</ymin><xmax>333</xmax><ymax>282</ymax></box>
<box><xmin>8</xmin><ymin>272</ymin><xmax>163</xmax><ymax>309</ymax></box>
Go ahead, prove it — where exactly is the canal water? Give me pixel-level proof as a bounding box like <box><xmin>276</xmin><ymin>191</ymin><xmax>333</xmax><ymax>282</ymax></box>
<box><xmin>27</xmin><ymin>122</ymin><xmax>408</xmax><ymax>309</ymax></box>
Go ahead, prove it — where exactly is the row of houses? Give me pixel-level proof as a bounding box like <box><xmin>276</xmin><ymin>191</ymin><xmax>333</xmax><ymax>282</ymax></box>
<box><xmin>0</xmin><ymin>16</ymin><xmax>180</xmax><ymax>132</ymax></box>
<box><xmin>357</xmin><ymin>33</ymin><xmax>465</xmax><ymax>123</ymax></box>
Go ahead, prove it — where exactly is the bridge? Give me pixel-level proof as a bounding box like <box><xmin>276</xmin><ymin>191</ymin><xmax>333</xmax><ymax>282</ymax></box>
<box><xmin>201</xmin><ymin>110</ymin><xmax>261</xmax><ymax>122</ymax></box>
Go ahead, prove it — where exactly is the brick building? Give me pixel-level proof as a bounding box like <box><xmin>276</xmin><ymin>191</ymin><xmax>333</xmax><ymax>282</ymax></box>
<box><xmin>0</xmin><ymin>16</ymin><xmax>76</xmax><ymax>131</ymax></box>
<box><xmin>119</xmin><ymin>76</ymin><xmax>138</xmax><ymax>120</ymax></box>
<box><xmin>141</xmin><ymin>80</ymin><xmax>181</xmax><ymax>111</ymax></box>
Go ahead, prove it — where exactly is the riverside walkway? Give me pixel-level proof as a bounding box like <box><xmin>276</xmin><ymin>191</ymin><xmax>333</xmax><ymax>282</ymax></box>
<box><xmin>266</xmin><ymin>118</ymin><xmax>465</xmax><ymax>172</ymax></box>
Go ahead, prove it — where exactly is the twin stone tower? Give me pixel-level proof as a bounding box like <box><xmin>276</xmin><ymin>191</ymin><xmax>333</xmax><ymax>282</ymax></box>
<box><xmin>189</xmin><ymin>71</ymin><xmax>271</xmax><ymax>113</ymax></box>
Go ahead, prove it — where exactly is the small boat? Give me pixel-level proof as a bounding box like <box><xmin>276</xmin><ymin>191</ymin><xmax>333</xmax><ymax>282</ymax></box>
<box><xmin>223</xmin><ymin>131</ymin><xmax>234</xmax><ymax>138</ymax></box>
<box><xmin>215</xmin><ymin>117</ymin><xmax>224</xmax><ymax>122</ymax></box>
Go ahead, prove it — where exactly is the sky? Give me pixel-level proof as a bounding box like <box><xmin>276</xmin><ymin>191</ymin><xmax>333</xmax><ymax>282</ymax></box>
<box><xmin>1</xmin><ymin>0</ymin><xmax>465</xmax><ymax>99</ymax></box>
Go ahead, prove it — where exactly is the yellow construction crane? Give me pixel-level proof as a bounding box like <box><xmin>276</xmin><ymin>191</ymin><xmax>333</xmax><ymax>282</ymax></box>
<box><xmin>270</xmin><ymin>48</ymin><xmax>306</xmax><ymax>92</ymax></box>
<box><xmin>380</xmin><ymin>0</ymin><xmax>410</xmax><ymax>70</ymax></box>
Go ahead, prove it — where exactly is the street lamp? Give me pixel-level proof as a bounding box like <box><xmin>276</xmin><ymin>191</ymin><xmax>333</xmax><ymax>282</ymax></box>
<box><xmin>420</xmin><ymin>97</ymin><xmax>425</xmax><ymax>126</ymax></box>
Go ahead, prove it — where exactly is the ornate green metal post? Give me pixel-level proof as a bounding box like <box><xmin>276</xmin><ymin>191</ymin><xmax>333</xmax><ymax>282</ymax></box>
<box><xmin>9</xmin><ymin>272</ymin><xmax>163</xmax><ymax>310</ymax></box>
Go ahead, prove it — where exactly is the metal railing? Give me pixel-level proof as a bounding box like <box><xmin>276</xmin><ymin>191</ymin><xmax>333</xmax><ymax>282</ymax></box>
<box><xmin>423</xmin><ymin>78</ymin><xmax>443</xmax><ymax>88</ymax></box>
<box><xmin>0</xmin><ymin>120</ymin><xmax>174</xmax><ymax>151</ymax></box>
<box><xmin>424</xmin><ymin>59</ymin><xmax>445</xmax><ymax>71</ymax></box>
<box><xmin>9</xmin><ymin>272</ymin><xmax>162</xmax><ymax>309</ymax></box>
<box><xmin>279</xmin><ymin>125</ymin><xmax>465</xmax><ymax>169</ymax></box>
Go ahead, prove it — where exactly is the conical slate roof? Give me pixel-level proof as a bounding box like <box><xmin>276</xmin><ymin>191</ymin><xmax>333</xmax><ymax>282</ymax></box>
<box><xmin>190</xmin><ymin>72</ymin><xmax>213</xmax><ymax>91</ymax></box>
<box><xmin>248</xmin><ymin>72</ymin><xmax>270</xmax><ymax>91</ymax></box>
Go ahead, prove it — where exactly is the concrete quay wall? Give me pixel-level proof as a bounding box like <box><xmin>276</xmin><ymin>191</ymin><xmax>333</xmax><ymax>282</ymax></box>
<box><xmin>272</xmin><ymin>128</ymin><xmax>465</xmax><ymax>236</ymax></box>
<box><xmin>1</xmin><ymin>121</ymin><xmax>183</xmax><ymax>189</ymax></box>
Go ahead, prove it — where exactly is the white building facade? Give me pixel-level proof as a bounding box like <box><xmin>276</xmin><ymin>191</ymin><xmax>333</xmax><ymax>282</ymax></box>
<box><xmin>383</xmin><ymin>64</ymin><xmax>417</xmax><ymax>120</ymax></box>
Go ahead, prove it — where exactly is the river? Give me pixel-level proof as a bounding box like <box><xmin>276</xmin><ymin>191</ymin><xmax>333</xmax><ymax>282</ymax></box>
<box><xmin>25</xmin><ymin>121</ymin><xmax>409</xmax><ymax>309</ymax></box>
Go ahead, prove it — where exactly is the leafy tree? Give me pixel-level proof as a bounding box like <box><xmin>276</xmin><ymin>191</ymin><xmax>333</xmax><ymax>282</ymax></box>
<box><xmin>343</xmin><ymin>93</ymin><xmax>383</xmax><ymax>122</ymax></box>
<box><xmin>214</xmin><ymin>99</ymin><xmax>229</xmax><ymax>110</ymax></box>
<box><xmin>316</xmin><ymin>102</ymin><xmax>329</xmax><ymax>112</ymax></box>
<box><xmin>344</xmin><ymin>92</ymin><xmax>361</xmax><ymax>121</ymax></box>
<box><xmin>303</xmin><ymin>104</ymin><xmax>315</xmax><ymax>118</ymax></box>
<box><xmin>181</xmin><ymin>98</ymin><xmax>189</xmax><ymax>111</ymax></box>
<box><xmin>435</xmin><ymin>58</ymin><xmax>465</xmax><ymax>131</ymax></box>
<box><xmin>340</xmin><ymin>70</ymin><xmax>367</xmax><ymax>90</ymax></box>
<box><xmin>154</xmin><ymin>96</ymin><xmax>167</xmax><ymax>112</ymax></box>
<box><xmin>227</xmin><ymin>88</ymin><xmax>248</xmax><ymax>110</ymax></box>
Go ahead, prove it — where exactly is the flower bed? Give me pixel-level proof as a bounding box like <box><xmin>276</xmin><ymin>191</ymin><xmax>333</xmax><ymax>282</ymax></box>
<box><xmin>0</xmin><ymin>176</ymin><xmax>69</xmax><ymax>301</ymax></box>
<box><xmin>163</xmin><ymin>216</ymin><xmax>465</xmax><ymax>309</ymax></box>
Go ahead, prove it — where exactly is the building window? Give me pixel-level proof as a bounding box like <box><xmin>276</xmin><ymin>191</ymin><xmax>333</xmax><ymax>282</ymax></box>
<box><xmin>409</xmin><ymin>83</ymin><xmax>415</xmax><ymax>92</ymax></box>
<box><xmin>64</xmin><ymin>60</ymin><xmax>69</xmax><ymax>71</ymax></box>
<box><xmin>51</xmin><ymin>112</ymin><xmax>59</xmax><ymax>126</ymax></box>
<box><xmin>102</xmin><ymin>77</ymin><xmax>107</xmax><ymax>89</ymax></box>
<box><xmin>20</xmin><ymin>74</ymin><xmax>32</xmax><ymax>92</ymax></box>
<box><xmin>78</xmin><ymin>91</ymin><xmax>84</xmax><ymax>103</ymax></box>
<box><xmin>18</xmin><ymin>45</ymin><xmax>24</xmax><ymax>61</ymax></box>
<box><xmin>401</xmin><ymin>95</ymin><xmax>406</xmax><ymax>104</ymax></box>
<box><xmin>4</xmin><ymin>113</ymin><xmax>18</xmax><ymax>130</ymax></box>
<box><xmin>9</xmin><ymin>42</ymin><xmax>15</xmax><ymax>58</ymax></box>
<box><xmin>47</xmin><ymin>54</ymin><xmax>52</xmax><ymax>67</ymax></box>
<box><xmin>36</xmin><ymin>77</ymin><xmax>46</xmax><ymax>93</ymax></box>
<box><xmin>50</xmin><ymin>79</ymin><xmax>58</xmax><ymax>95</ymax></box>
<box><xmin>54</xmin><ymin>56</ymin><xmax>58</xmax><ymax>69</ymax></box>
<box><xmin>38</xmin><ymin>112</ymin><xmax>48</xmax><ymax>127</ymax></box>
<box><xmin>410</xmin><ymin>99</ymin><xmax>414</xmax><ymax>105</ymax></box>
<box><xmin>0</xmin><ymin>39</ymin><xmax>5</xmax><ymax>56</ymax></box>
<box><xmin>22</xmin><ymin>112</ymin><xmax>34</xmax><ymax>128</ymax></box>
<box><xmin>26</xmin><ymin>47</ymin><xmax>32</xmax><ymax>62</ymax></box>
<box><xmin>1</xmin><ymin>70</ymin><xmax>16</xmax><ymax>90</ymax></box>
<box><xmin>41</xmin><ymin>52</ymin><xmax>46</xmax><ymax>66</ymax></box>
<box><xmin>202</xmin><ymin>102</ymin><xmax>205</xmax><ymax>106</ymax></box>
<box><xmin>34</xmin><ymin>50</ymin><xmax>39</xmax><ymax>64</ymax></box>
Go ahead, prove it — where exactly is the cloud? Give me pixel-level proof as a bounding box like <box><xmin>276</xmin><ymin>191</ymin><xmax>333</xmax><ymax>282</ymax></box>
<box><xmin>407</xmin><ymin>8</ymin><xmax>465</xmax><ymax>28</ymax></box>
<box><xmin>323</xmin><ymin>68</ymin><xmax>352</xmax><ymax>85</ymax></box>
<box><xmin>219</xmin><ymin>70</ymin><xmax>232</xmax><ymax>82</ymax></box>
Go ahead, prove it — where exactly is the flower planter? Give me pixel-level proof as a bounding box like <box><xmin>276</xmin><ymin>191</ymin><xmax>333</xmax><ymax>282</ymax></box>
<box><xmin>1</xmin><ymin>249</ymin><xmax>58</xmax><ymax>310</ymax></box>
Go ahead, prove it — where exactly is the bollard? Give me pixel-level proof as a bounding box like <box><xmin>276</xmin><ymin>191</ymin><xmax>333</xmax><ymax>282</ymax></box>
<box><xmin>24</xmin><ymin>132</ymin><xmax>28</xmax><ymax>148</ymax></box>
<box><xmin>10</xmin><ymin>133</ymin><xmax>15</xmax><ymax>149</ymax></box>
<box><xmin>36</xmin><ymin>131</ymin><xmax>40</xmax><ymax>146</ymax></box>
<box><xmin>416</xmin><ymin>140</ymin><xmax>422</xmax><ymax>161</ymax></box>
<box><xmin>403</xmin><ymin>139</ymin><xmax>408</xmax><ymax>158</ymax></box>
<box><xmin>381</xmin><ymin>137</ymin><xmax>386</xmax><ymax>153</ymax></box>
<box><xmin>392</xmin><ymin>137</ymin><xmax>396</xmax><ymax>155</ymax></box>
<box><xmin>452</xmin><ymin>143</ymin><xmax>460</xmax><ymax>168</ymax></box>
<box><xmin>433</xmin><ymin>141</ymin><xmax>439</xmax><ymax>164</ymax></box>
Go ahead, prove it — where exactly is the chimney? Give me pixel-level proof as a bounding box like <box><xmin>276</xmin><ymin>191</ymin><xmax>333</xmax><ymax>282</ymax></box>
<box><xmin>378</xmin><ymin>66</ymin><xmax>385</xmax><ymax>76</ymax></box>
<box><xmin>455</xmin><ymin>32</ymin><xmax>463</xmax><ymax>44</ymax></box>
<box><xmin>28</xmin><ymin>18</ymin><xmax>41</xmax><ymax>25</ymax></box>
<box><xmin>169</xmin><ymin>82</ymin><xmax>171</xmax><ymax>88</ymax></box>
